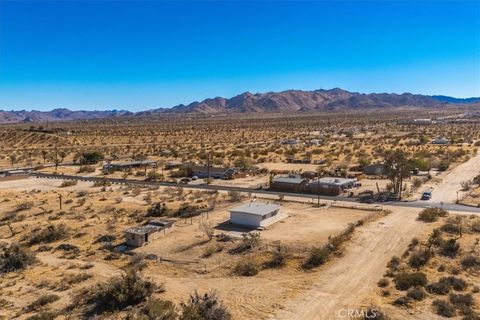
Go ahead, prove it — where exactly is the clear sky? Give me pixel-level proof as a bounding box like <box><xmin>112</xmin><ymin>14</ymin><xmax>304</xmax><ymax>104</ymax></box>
<box><xmin>0</xmin><ymin>0</ymin><xmax>479</xmax><ymax>111</ymax></box>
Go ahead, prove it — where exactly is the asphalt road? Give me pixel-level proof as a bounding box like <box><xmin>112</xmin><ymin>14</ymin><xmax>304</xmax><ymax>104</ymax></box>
<box><xmin>29</xmin><ymin>172</ymin><xmax>480</xmax><ymax>214</ymax></box>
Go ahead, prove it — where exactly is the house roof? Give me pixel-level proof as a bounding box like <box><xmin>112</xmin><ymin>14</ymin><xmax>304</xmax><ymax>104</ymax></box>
<box><xmin>230</xmin><ymin>202</ymin><xmax>281</xmax><ymax>216</ymax></box>
<box><xmin>313</xmin><ymin>177</ymin><xmax>357</xmax><ymax>186</ymax></box>
<box><xmin>126</xmin><ymin>225</ymin><xmax>162</xmax><ymax>235</ymax></box>
<box><xmin>126</xmin><ymin>219</ymin><xmax>174</xmax><ymax>235</ymax></box>
<box><xmin>110</xmin><ymin>160</ymin><xmax>157</xmax><ymax>167</ymax></box>
<box><xmin>273</xmin><ymin>175</ymin><xmax>306</xmax><ymax>184</ymax></box>
<box><xmin>192</xmin><ymin>166</ymin><xmax>234</xmax><ymax>174</ymax></box>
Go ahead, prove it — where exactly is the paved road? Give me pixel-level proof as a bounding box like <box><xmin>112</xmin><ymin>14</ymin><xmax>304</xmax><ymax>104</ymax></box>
<box><xmin>29</xmin><ymin>172</ymin><xmax>480</xmax><ymax>213</ymax></box>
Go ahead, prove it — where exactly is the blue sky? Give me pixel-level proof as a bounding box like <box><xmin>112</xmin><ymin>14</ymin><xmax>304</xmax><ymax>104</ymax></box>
<box><xmin>0</xmin><ymin>1</ymin><xmax>479</xmax><ymax>111</ymax></box>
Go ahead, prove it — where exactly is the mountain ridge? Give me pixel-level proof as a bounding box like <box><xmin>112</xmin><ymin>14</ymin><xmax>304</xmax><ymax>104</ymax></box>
<box><xmin>1</xmin><ymin>88</ymin><xmax>479</xmax><ymax>123</ymax></box>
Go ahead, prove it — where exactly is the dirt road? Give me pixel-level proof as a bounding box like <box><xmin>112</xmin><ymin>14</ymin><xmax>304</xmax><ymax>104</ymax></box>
<box><xmin>428</xmin><ymin>152</ymin><xmax>480</xmax><ymax>203</ymax></box>
<box><xmin>272</xmin><ymin>207</ymin><xmax>426</xmax><ymax>320</ymax></box>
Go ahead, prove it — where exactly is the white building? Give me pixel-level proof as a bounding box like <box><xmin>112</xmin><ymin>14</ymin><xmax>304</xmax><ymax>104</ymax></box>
<box><xmin>229</xmin><ymin>202</ymin><xmax>281</xmax><ymax>228</ymax></box>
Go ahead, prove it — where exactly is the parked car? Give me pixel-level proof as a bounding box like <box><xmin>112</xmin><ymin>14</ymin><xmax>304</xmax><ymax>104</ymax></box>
<box><xmin>421</xmin><ymin>191</ymin><xmax>432</xmax><ymax>200</ymax></box>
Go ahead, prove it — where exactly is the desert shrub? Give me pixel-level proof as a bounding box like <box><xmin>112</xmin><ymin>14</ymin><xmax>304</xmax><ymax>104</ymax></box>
<box><xmin>76</xmin><ymin>190</ymin><xmax>88</xmax><ymax>197</ymax></box>
<box><xmin>15</xmin><ymin>201</ymin><xmax>34</xmax><ymax>211</ymax></box>
<box><xmin>0</xmin><ymin>243</ymin><xmax>36</xmax><ymax>273</ymax></box>
<box><xmin>418</xmin><ymin>208</ymin><xmax>448</xmax><ymax>222</ymax></box>
<box><xmin>60</xmin><ymin>180</ymin><xmax>77</xmax><ymax>187</ymax></box>
<box><xmin>174</xmin><ymin>203</ymin><xmax>201</xmax><ymax>218</ymax></box>
<box><xmin>65</xmin><ymin>273</ymin><xmax>92</xmax><ymax>285</ymax></box>
<box><xmin>180</xmin><ymin>291</ymin><xmax>231</xmax><ymax>320</ymax></box>
<box><xmin>143</xmin><ymin>299</ymin><xmax>178</xmax><ymax>320</ymax></box>
<box><xmin>146</xmin><ymin>170</ymin><xmax>163</xmax><ymax>181</ymax></box>
<box><xmin>448</xmin><ymin>277</ymin><xmax>468</xmax><ymax>291</ymax></box>
<box><xmin>394</xmin><ymin>272</ymin><xmax>427</xmax><ymax>290</ymax></box>
<box><xmin>439</xmin><ymin>239</ymin><xmax>460</xmax><ymax>258</ymax></box>
<box><xmin>441</xmin><ymin>223</ymin><xmax>462</xmax><ymax>235</ymax></box>
<box><xmin>408</xmin><ymin>249</ymin><xmax>431</xmax><ymax>269</ymax></box>
<box><xmin>234</xmin><ymin>258</ymin><xmax>258</xmax><ymax>276</ymax></box>
<box><xmin>26</xmin><ymin>311</ymin><xmax>57</xmax><ymax>320</ymax></box>
<box><xmin>25</xmin><ymin>294</ymin><xmax>60</xmax><ymax>312</ymax></box>
<box><xmin>387</xmin><ymin>256</ymin><xmax>401</xmax><ymax>272</ymax></box>
<box><xmin>377</xmin><ymin>278</ymin><xmax>390</xmax><ymax>288</ymax></box>
<box><xmin>78</xmin><ymin>165</ymin><xmax>96</xmax><ymax>173</ymax></box>
<box><xmin>227</xmin><ymin>191</ymin><xmax>242</xmax><ymax>202</ymax></box>
<box><xmin>228</xmin><ymin>233</ymin><xmax>260</xmax><ymax>254</ymax></box>
<box><xmin>302</xmin><ymin>246</ymin><xmax>330</xmax><ymax>269</ymax></box>
<box><xmin>449</xmin><ymin>293</ymin><xmax>474</xmax><ymax>307</ymax></box>
<box><xmin>393</xmin><ymin>296</ymin><xmax>412</xmax><ymax>307</ymax></box>
<box><xmin>438</xmin><ymin>161</ymin><xmax>451</xmax><ymax>172</ymax></box>
<box><xmin>146</xmin><ymin>203</ymin><xmax>169</xmax><ymax>217</ymax></box>
<box><xmin>427</xmin><ymin>276</ymin><xmax>467</xmax><ymax>295</ymax></box>
<box><xmin>86</xmin><ymin>269</ymin><xmax>155</xmax><ymax>313</ymax></box>
<box><xmin>215</xmin><ymin>233</ymin><xmax>233</xmax><ymax>242</ymax></box>
<box><xmin>201</xmin><ymin>245</ymin><xmax>222</xmax><ymax>258</ymax></box>
<box><xmin>76</xmin><ymin>151</ymin><xmax>104</xmax><ymax>165</ymax></box>
<box><xmin>407</xmin><ymin>287</ymin><xmax>426</xmax><ymax>301</ymax></box>
<box><xmin>128</xmin><ymin>254</ymin><xmax>147</xmax><ymax>271</ymax></box>
<box><xmin>265</xmin><ymin>246</ymin><xmax>287</xmax><ymax>268</ymax></box>
<box><xmin>461</xmin><ymin>255</ymin><xmax>480</xmax><ymax>270</ymax></box>
<box><xmin>28</xmin><ymin>224</ymin><xmax>68</xmax><ymax>245</ymax></box>
<box><xmin>471</xmin><ymin>221</ymin><xmax>480</xmax><ymax>233</ymax></box>
<box><xmin>432</xmin><ymin>299</ymin><xmax>456</xmax><ymax>317</ymax></box>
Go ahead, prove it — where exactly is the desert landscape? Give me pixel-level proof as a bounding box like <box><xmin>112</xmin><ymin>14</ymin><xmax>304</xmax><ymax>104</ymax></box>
<box><xmin>1</xmin><ymin>1</ymin><xmax>480</xmax><ymax>319</ymax></box>
<box><xmin>0</xmin><ymin>107</ymin><xmax>479</xmax><ymax>320</ymax></box>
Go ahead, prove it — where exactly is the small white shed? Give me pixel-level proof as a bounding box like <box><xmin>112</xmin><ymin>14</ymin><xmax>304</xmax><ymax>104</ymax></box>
<box><xmin>229</xmin><ymin>202</ymin><xmax>281</xmax><ymax>228</ymax></box>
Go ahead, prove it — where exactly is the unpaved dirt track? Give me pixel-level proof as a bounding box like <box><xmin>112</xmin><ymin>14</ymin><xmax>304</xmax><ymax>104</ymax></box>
<box><xmin>428</xmin><ymin>151</ymin><xmax>480</xmax><ymax>203</ymax></box>
<box><xmin>272</xmin><ymin>207</ymin><xmax>425</xmax><ymax>320</ymax></box>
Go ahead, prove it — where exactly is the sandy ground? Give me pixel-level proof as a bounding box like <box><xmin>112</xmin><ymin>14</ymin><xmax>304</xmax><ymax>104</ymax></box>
<box><xmin>0</xmin><ymin>176</ymin><xmax>93</xmax><ymax>192</ymax></box>
<box><xmin>428</xmin><ymin>151</ymin><xmax>480</xmax><ymax>203</ymax></box>
<box><xmin>272</xmin><ymin>206</ymin><xmax>426</xmax><ymax>320</ymax></box>
<box><xmin>258</xmin><ymin>162</ymin><xmax>320</xmax><ymax>172</ymax></box>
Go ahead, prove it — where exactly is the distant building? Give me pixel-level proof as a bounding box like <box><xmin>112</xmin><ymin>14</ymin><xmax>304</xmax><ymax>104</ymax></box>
<box><xmin>308</xmin><ymin>177</ymin><xmax>357</xmax><ymax>196</ymax></box>
<box><xmin>280</xmin><ymin>139</ymin><xmax>298</xmax><ymax>145</ymax></box>
<box><xmin>104</xmin><ymin>160</ymin><xmax>157</xmax><ymax>172</ymax></box>
<box><xmin>413</xmin><ymin>119</ymin><xmax>433</xmax><ymax>125</ymax></box>
<box><xmin>432</xmin><ymin>137</ymin><xmax>449</xmax><ymax>145</ymax></box>
<box><xmin>270</xmin><ymin>174</ymin><xmax>308</xmax><ymax>192</ymax></box>
<box><xmin>229</xmin><ymin>202</ymin><xmax>281</xmax><ymax>228</ymax></box>
<box><xmin>125</xmin><ymin>219</ymin><xmax>175</xmax><ymax>247</ymax></box>
<box><xmin>164</xmin><ymin>160</ymin><xmax>183</xmax><ymax>170</ymax></box>
<box><xmin>363</xmin><ymin>164</ymin><xmax>386</xmax><ymax>176</ymax></box>
<box><xmin>191</xmin><ymin>165</ymin><xmax>235</xmax><ymax>180</ymax></box>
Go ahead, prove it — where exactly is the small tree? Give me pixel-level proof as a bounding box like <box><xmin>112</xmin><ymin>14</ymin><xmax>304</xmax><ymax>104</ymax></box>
<box><xmin>384</xmin><ymin>150</ymin><xmax>412</xmax><ymax>200</ymax></box>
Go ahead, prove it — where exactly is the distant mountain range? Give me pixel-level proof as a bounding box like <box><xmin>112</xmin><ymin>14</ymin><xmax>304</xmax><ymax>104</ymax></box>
<box><xmin>0</xmin><ymin>108</ymin><xmax>132</xmax><ymax>124</ymax></box>
<box><xmin>1</xmin><ymin>88</ymin><xmax>479</xmax><ymax>123</ymax></box>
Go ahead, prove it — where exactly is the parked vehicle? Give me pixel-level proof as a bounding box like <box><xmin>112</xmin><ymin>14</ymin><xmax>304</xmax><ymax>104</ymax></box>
<box><xmin>421</xmin><ymin>191</ymin><xmax>432</xmax><ymax>200</ymax></box>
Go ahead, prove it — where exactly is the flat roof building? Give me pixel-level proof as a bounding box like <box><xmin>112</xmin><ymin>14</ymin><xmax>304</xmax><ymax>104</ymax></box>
<box><xmin>229</xmin><ymin>202</ymin><xmax>282</xmax><ymax>228</ymax></box>
<box><xmin>125</xmin><ymin>219</ymin><xmax>174</xmax><ymax>247</ymax></box>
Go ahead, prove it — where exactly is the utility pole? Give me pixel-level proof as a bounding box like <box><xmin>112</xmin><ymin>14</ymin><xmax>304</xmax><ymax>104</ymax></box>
<box><xmin>317</xmin><ymin>176</ymin><xmax>320</xmax><ymax>206</ymax></box>
<box><xmin>207</xmin><ymin>152</ymin><xmax>211</xmax><ymax>184</ymax></box>
<box><xmin>58</xmin><ymin>194</ymin><xmax>63</xmax><ymax>210</ymax></box>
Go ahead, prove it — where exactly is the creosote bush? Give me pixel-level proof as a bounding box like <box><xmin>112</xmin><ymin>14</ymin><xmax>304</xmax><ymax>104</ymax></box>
<box><xmin>432</xmin><ymin>299</ymin><xmax>456</xmax><ymax>317</ymax></box>
<box><xmin>85</xmin><ymin>269</ymin><xmax>156</xmax><ymax>314</ymax></box>
<box><xmin>28</xmin><ymin>224</ymin><xmax>69</xmax><ymax>245</ymax></box>
<box><xmin>0</xmin><ymin>243</ymin><xmax>36</xmax><ymax>274</ymax></box>
<box><xmin>407</xmin><ymin>287</ymin><xmax>426</xmax><ymax>301</ymax></box>
<box><xmin>234</xmin><ymin>258</ymin><xmax>258</xmax><ymax>276</ymax></box>
<box><xmin>394</xmin><ymin>272</ymin><xmax>427</xmax><ymax>291</ymax></box>
<box><xmin>303</xmin><ymin>246</ymin><xmax>330</xmax><ymax>269</ymax></box>
<box><xmin>180</xmin><ymin>291</ymin><xmax>231</xmax><ymax>320</ymax></box>
<box><xmin>418</xmin><ymin>208</ymin><xmax>448</xmax><ymax>223</ymax></box>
